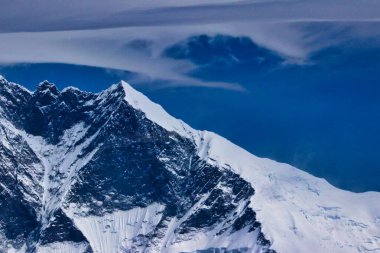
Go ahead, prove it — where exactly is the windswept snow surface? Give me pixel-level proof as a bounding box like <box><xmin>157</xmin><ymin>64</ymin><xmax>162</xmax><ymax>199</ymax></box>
<box><xmin>65</xmin><ymin>203</ymin><xmax>165</xmax><ymax>253</ymax></box>
<box><xmin>65</xmin><ymin>201</ymin><xmax>264</xmax><ymax>253</ymax></box>
<box><xmin>196</xmin><ymin>132</ymin><xmax>380</xmax><ymax>253</ymax></box>
<box><xmin>36</xmin><ymin>242</ymin><xmax>88</xmax><ymax>253</ymax></box>
<box><xmin>121</xmin><ymin>80</ymin><xmax>380</xmax><ymax>253</ymax></box>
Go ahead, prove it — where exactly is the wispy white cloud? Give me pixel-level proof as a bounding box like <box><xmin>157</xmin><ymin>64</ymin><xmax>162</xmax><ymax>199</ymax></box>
<box><xmin>0</xmin><ymin>0</ymin><xmax>379</xmax><ymax>89</ymax></box>
<box><xmin>0</xmin><ymin>28</ymin><xmax>245</xmax><ymax>90</ymax></box>
<box><xmin>1</xmin><ymin>0</ymin><xmax>380</xmax><ymax>33</ymax></box>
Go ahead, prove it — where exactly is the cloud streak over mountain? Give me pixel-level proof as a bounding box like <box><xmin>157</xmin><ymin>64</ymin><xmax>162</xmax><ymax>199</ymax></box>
<box><xmin>1</xmin><ymin>0</ymin><xmax>380</xmax><ymax>32</ymax></box>
<box><xmin>1</xmin><ymin>0</ymin><xmax>380</xmax><ymax>89</ymax></box>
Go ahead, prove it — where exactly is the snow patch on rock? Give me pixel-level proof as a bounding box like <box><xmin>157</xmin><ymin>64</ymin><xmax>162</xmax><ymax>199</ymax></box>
<box><xmin>64</xmin><ymin>203</ymin><xmax>165</xmax><ymax>253</ymax></box>
<box><xmin>36</xmin><ymin>242</ymin><xmax>88</xmax><ymax>253</ymax></box>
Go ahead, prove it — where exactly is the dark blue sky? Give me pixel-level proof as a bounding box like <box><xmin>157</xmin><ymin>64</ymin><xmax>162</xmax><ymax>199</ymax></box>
<box><xmin>1</xmin><ymin>34</ymin><xmax>379</xmax><ymax>192</ymax></box>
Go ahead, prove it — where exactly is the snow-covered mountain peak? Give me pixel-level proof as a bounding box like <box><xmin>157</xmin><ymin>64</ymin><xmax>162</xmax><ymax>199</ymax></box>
<box><xmin>61</xmin><ymin>86</ymin><xmax>82</xmax><ymax>94</ymax></box>
<box><xmin>0</xmin><ymin>75</ymin><xmax>31</xmax><ymax>94</ymax></box>
<box><xmin>37</xmin><ymin>80</ymin><xmax>58</xmax><ymax>91</ymax></box>
<box><xmin>0</xmin><ymin>78</ymin><xmax>379</xmax><ymax>253</ymax></box>
<box><xmin>120</xmin><ymin>80</ymin><xmax>195</xmax><ymax>139</ymax></box>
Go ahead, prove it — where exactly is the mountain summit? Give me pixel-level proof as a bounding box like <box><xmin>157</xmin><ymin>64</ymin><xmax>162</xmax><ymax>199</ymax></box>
<box><xmin>0</xmin><ymin>77</ymin><xmax>379</xmax><ymax>253</ymax></box>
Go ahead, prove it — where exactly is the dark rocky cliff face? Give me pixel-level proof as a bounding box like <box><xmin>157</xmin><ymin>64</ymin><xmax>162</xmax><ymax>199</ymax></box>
<box><xmin>0</xmin><ymin>77</ymin><xmax>274</xmax><ymax>253</ymax></box>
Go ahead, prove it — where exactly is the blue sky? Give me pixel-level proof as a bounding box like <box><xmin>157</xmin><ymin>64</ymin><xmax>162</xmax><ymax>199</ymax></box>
<box><xmin>0</xmin><ymin>0</ymin><xmax>379</xmax><ymax>192</ymax></box>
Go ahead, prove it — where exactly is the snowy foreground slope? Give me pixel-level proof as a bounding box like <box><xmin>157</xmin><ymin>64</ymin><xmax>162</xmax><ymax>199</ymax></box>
<box><xmin>0</xmin><ymin>75</ymin><xmax>379</xmax><ymax>253</ymax></box>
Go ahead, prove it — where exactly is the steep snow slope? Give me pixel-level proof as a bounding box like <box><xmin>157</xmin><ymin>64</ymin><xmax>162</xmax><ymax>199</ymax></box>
<box><xmin>197</xmin><ymin>132</ymin><xmax>380</xmax><ymax>253</ymax></box>
<box><xmin>36</xmin><ymin>242</ymin><xmax>88</xmax><ymax>253</ymax></box>
<box><xmin>121</xmin><ymin>80</ymin><xmax>380</xmax><ymax>253</ymax></box>
<box><xmin>65</xmin><ymin>203</ymin><xmax>165</xmax><ymax>253</ymax></box>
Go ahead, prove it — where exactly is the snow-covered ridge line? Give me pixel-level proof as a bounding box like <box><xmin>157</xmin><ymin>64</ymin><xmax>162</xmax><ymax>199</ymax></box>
<box><xmin>119</xmin><ymin>80</ymin><xmax>380</xmax><ymax>253</ymax></box>
<box><xmin>0</xmin><ymin>75</ymin><xmax>33</xmax><ymax>94</ymax></box>
<box><xmin>121</xmin><ymin>81</ymin><xmax>197</xmax><ymax>139</ymax></box>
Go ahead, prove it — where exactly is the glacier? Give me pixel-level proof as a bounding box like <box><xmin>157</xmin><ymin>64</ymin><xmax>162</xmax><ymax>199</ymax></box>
<box><xmin>0</xmin><ymin>75</ymin><xmax>379</xmax><ymax>253</ymax></box>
